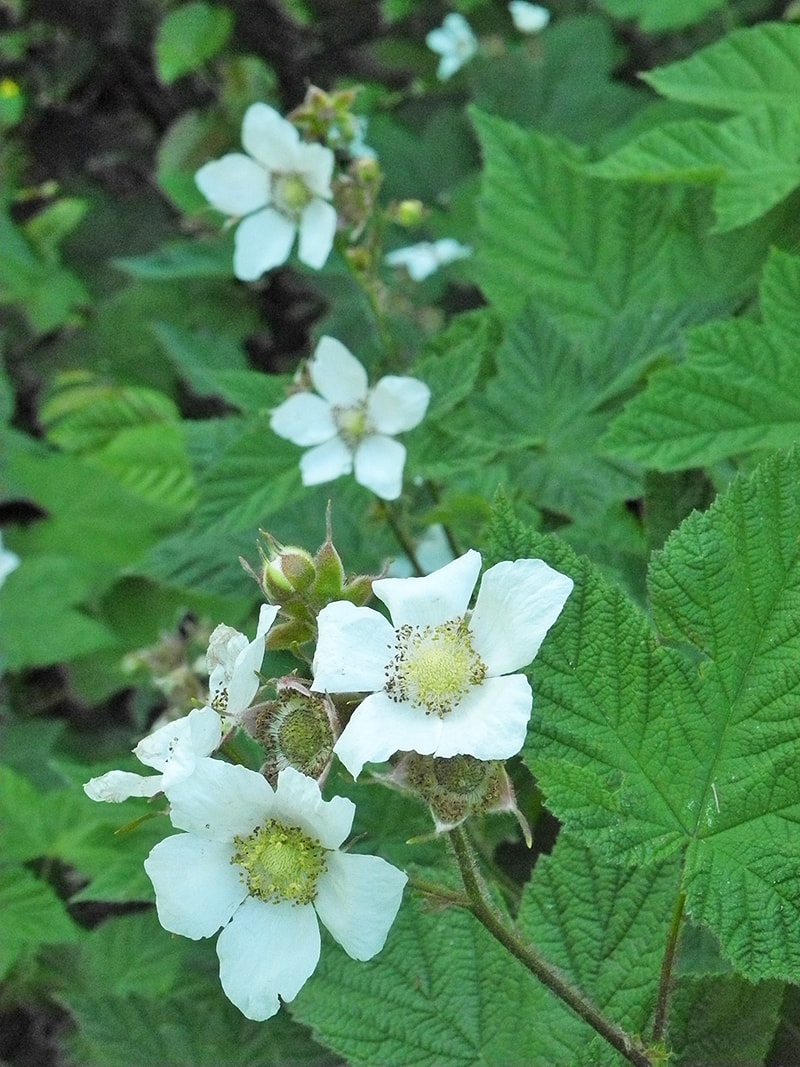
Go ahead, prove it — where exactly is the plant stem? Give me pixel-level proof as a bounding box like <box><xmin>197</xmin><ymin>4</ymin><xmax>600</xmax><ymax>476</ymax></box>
<box><xmin>380</xmin><ymin>500</ymin><xmax>424</xmax><ymax>575</ymax></box>
<box><xmin>407</xmin><ymin>874</ymin><xmax>471</xmax><ymax>909</ymax></box>
<box><xmin>449</xmin><ymin>828</ymin><xmax>654</xmax><ymax>1067</ymax></box>
<box><xmin>652</xmin><ymin>889</ymin><xmax>685</xmax><ymax>1043</ymax></box>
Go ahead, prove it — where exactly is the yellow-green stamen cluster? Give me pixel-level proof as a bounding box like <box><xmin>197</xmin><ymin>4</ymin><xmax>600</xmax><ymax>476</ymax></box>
<box><xmin>385</xmin><ymin>618</ymin><xmax>487</xmax><ymax>717</ymax></box>
<box><xmin>273</xmin><ymin>172</ymin><xmax>313</xmax><ymax>219</ymax></box>
<box><xmin>231</xmin><ymin>820</ymin><xmax>327</xmax><ymax>905</ymax></box>
<box><xmin>333</xmin><ymin>402</ymin><xmax>371</xmax><ymax>448</ymax></box>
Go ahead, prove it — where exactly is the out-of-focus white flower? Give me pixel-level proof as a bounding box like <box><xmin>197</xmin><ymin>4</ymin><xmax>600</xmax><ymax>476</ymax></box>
<box><xmin>83</xmin><ymin>706</ymin><xmax>223</xmax><ymax>803</ymax></box>
<box><xmin>207</xmin><ymin>604</ymin><xmax>278</xmax><ymax>725</ymax></box>
<box><xmin>195</xmin><ymin>103</ymin><xmax>337</xmax><ymax>281</ymax></box>
<box><xmin>387</xmin><ymin>524</ymin><xmax>455</xmax><ymax>578</ymax></box>
<box><xmin>385</xmin><ymin>238</ymin><xmax>472</xmax><ymax>282</ymax></box>
<box><xmin>270</xmin><ymin>336</ymin><xmax>430</xmax><ymax>501</ymax></box>
<box><xmin>144</xmin><ymin>762</ymin><xmax>407</xmax><ymax>1020</ymax></box>
<box><xmin>0</xmin><ymin>534</ymin><xmax>19</xmax><ymax>589</ymax></box>
<box><xmin>425</xmin><ymin>13</ymin><xmax>478</xmax><ymax>80</ymax></box>
<box><xmin>312</xmin><ymin>549</ymin><xmax>573</xmax><ymax>778</ymax></box>
<box><xmin>509</xmin><ymin>2</ymin><xmax>550</xmax><ymax>33</ymax></box>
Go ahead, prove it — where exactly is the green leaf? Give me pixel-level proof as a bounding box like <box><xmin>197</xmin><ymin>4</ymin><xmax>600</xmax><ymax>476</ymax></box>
<box><xmin>471</xmin><ymin>110</ymin><xmax>773</xmax><ymax>347</ymax></box>
<box><xmin>154</xmin><ymin>2</ymin><xmax>233</xmax><ymax>84</ymax></box>
<box><xmin>115</xmin><ymin>238</ymin><xmax>234</xmax><ymax>280</ymax></box>
<box><xmin>588</xmin><ymin>107</ymin><xmax>800</xmax><ymax>232</ymax></box>
<box><xmin>493</xmin><ymin>449</ymin><xmax>800</xmax><ymax>981</ymax></box>
<box><xmin>643</xmin><ymin>23</ymin><xmax>800</xmax><ymax>112</ymax></box>
<box><xmin>603</xmin><ymin>248</ymin><xmax>800</xmax><ymax>470</ymax></box>
<box><xmin>293</xmin><ymin>835</ymin><xmax>678</xmax><ymax>1066</ymax></box>
<box><xmin>596</xmin><ymin>0</ymin><xmax>726</xmax><ymax>31</ymax></box>
<box><xmin>0</xmin><ymin>867</ymin><xmax>80</xmax><ymax>980</ymax></box>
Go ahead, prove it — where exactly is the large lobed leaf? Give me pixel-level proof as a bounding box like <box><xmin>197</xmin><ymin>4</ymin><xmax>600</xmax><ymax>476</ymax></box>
<box><xmin>489</xmin><ymin>448</ymin><xmax>800</xmax><ymax>982</ymax></box>
<box><xmin>603</xmin><ymin>248</ymin><xmax>800</xmax><ymax>470</ymax></box>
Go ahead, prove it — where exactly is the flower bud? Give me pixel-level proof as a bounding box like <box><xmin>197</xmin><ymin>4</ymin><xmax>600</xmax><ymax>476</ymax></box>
<box><xmin>263</xmin><ymin>545</ymin><xmax>315</xmax><ymax>597</ymax></box>
<box><xmin>394</xmin><ymin>199</ymin><xmax>425</xmax><ymax>227</ymax></box>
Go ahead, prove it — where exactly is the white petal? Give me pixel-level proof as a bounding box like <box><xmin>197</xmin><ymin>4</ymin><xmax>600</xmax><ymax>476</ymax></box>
<box><xmin>470</xmin><ymin>559</ymin><xmax>573</xmax><ymax>676</ymax></box>
<box><xmin>272</xmin><ymin>767</ymin><xmax>355</xmax><ymax>849</ymax></box>
<box><xmin>315</xmin><ymin>851</ymin><xmax>406</xmax><ymax>960</ymax></box>
<box><xmin>242</xmin><ymin>103</ymin><xmax>299</xmax><ymax>170</ymax></box>
<box><xmin>312</xmin><ymin>601</ymin><xmax>395</xmax><ymax>694</ymax></box>
<box><xmin>385</xmin><ymin>244</ymin><xmax>439</xmax><ymax>281</ymax></box>
<box><xmin>134</xmin><ymin>706</ymin><xmax>221</xmax><ymax>774</ymax></box>
<box><xmin>167</xmin><ymin>759</ymin><xmax>273</xmax><ymax>841</ymax></box>
<box><xmin>226</xmin><ymin>611</ymin><xmax>275</xmax><ymax>719</ymax></box>
<box><xmin>434</xmin><ymin>674</ymin><xmax>532</xmax><ymax>760</ymax></box>
<box><xmin>299</xmin><ymin>437</ymin><xmax>353</xmax><ymax>486</ymax></box>
<box><xmin>425</xmin><ymin>27</ymin><xmax>453</xmax><ymax>54</ymax></box>
<box><xmin>270</xmin><ymin>393</ymin><xmax>336</xmax><ymax>446</ymax></box>
<box><xmin>217</xmin><ymin>897</ymin><xmax>320</xmax><ymax>1020</ymax></box>
<box><xmin>373</xmin><ymin>549</ymin><xmax>482</xmax><ymax>628</ymax></box>
<box><xmin>233</xmin><ymin>208</ymin><xmax>296</xmax><ymax>281</ymax></box>
<box><xmin>509</xmin><ymin>2</ymin><xmax>550</xmax><ymax>33</ymax></box>
<box><xmin>309</xmin><ymin>336</ymin><xmax>368</xmax><ymax>406</ymax></box>
<box><xmin>431</xmin><ymin>238</ymin><xmax>472</xmax><ymax>267</ymax></box>
<box><xmin>436</xmin><ymin>53</ymin><xmax>465</xmax><ymax>80</ymax></box>
<box><xmin>83</xmin><ymin>769</ymin><xmax>162</xmax><ymax>803</ymax></box>
<box><xmin>195</xmin><ymin>154</ymin><xmax>269</xmax><ymax>217</ymax></box>
<box><xmin>297</xmin><ymin>199</ymin><xmax>337</xmax><ymax>270</ymax></box>
<box><xmin>353</xmin><ymin>434</ymin><xmax>406</xmax><ymax>501</ymax></box>
<box><xmin>297</xmin><ymin>142</ymin><xmax>335</xmax><ymax>197</ymax></box>
<box><xmin>368</xmin><ymin>376</ymin><xmax>430</xmax><ymax>435</ymax></box>
<box><xmin>144</xmin><ymin>834</ymin><xmax>246</xmax><ymax>939</ymax></box>
<box><xmin>333</xmin><ymin>691</ymin><xmax>442</xmax><ymax>778</ymax></box>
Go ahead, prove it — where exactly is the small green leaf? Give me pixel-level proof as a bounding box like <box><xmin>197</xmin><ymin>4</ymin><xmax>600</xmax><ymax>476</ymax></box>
<box><xmin>0</xmin><ymin>867</ymin><xmax>80</xmax><ymax>980</ymax></box>
<box><xmin>155</xmin><ymin>2</ymin><xmax>233</xmax><ymax>84</ymax></box>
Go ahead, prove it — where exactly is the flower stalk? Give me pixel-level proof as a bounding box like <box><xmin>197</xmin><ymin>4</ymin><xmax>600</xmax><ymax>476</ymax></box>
<box><xmin>448</xmin><ymin>827</ymin><xmax>654</xmax><ymax>1067</ymax></box>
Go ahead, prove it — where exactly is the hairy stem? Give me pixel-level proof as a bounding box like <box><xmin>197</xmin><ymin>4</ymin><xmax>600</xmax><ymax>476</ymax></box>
<box><xmin>380</xmin><ymin>500</ymin><xmax>424</xmax><ymax>575</ymax></box>
<box><xmin>449</xmin><ymin>828</ymin><xmax>654</xmax><ymax>1067</ymax></box>
<box><xmin>652</xmin><ymin>889</ymin><xmax>686</xmax><ymax>1043</ymax></box>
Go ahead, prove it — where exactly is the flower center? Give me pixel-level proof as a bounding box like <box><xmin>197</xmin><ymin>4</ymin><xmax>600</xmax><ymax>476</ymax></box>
<box><xmin>333</xmin><ymin>402</ymin><xmax>371</xmax><ymax>448</ymax></box>
<box><xmin>384</xmin><ymin>618</ymin><xmax>487</xmax><ymax>717</ymax></box>
<box><xmin>232</xmin><ymin>819</ymin><xmax>327</xmax><ymax>905</ymax></box>
<box><xmin>272</xmin><ymin>172</ymin><xmax>313</xmax><ymax>219</ymax></box>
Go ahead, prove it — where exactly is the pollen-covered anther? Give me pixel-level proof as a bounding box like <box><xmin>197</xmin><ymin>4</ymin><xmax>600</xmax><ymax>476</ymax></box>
<box><xmin>384</xmin><ymin>618</ymin><xmax>487</xmax><ymax>717</ymax></box>
<box><xmin>232</xmin><ymin>819</ymin><xmax>327</xmax><ymax>906</ymax></box>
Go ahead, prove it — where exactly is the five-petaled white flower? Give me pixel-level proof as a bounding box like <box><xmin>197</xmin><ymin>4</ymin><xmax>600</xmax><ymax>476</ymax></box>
<box><xmin>195</xmin><ymin>103</ymin><xmax>338</xmax><ymax>281</ymax></box>
<box><xmin>83</xmin><ymin>705</ymin><xmax>223</xmax><ymax>803</ymax></box>
<box><xmin>312</xmin><ymin>549</ymin><xmax>573</xmax><ymax>778</ymax></box>
<box><xmin>144</xmin><ymin>761</ymin><xmax>407</xmax><ymax>1020</ymax></box>
<box><xmin>385</xmin><ymin>238</ymin><xmax>472</xmax><ymax>282</ymax></box>
<box><xmin>207</xmin><ymin>604</ymin><xmax>278</xmax><ymax>725</ymax></box>
<box><xmin>0</xmin><ymin>533</ymin><xmax>19</xmax><ymax>589</ymax></box>
<box><xmin>509</xmin><ymin>2</ymin><xmax>550</xmax><ymax>33</ymax></box>
<box><xmin>426</xmin><ymin>13</ymin><xmax>478</xmax><ymax>80</ymax></box>
<box><xmin>270</xmin><ymin>336</ymin><xmax>430</xmax><ymax>501</ymax></box>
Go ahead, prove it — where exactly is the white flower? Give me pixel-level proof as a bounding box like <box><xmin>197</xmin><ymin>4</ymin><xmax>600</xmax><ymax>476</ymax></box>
<box><xmin>270</xmin><ymin>336</ymin><xmax>430</xmax><ymax>501</ymax></box>
<box><xmin>144</xmin><ymin>762</ymin><xmax>407</xmax><ymax>1021</ymax></box>
<box><xmin>426</xmin><ymin>13</ymin><xmax>478</xmax><ymax>80</ymax></box>
<box><xmin>387</xmin><ymin>523</ymin><xmax>455</xmax><ymax>578</ymax></box>
<box><xmin>195</xmin><ymin>103</ymin><xmax>338</xmax><ymax>281</ymax></box>
<box><xmin>0</xmin><ymin>533</ymin><xmax>20</xmax><ymax>588</ymax></box>
<box><xmin>312</xmin><ymin>549</ymin><xmax>573</xmax><ymax>778</ymax></box>
<box><xmin>508</xmin><ymin>1</ymin><xmax>550</xmax><ymax>33</ymax></box>
<box><xmin>385</xmin><ymin>238</ymin><xmax>472</xmax><ymax>282</ymax></box>
<box><xmin>207</xmin><ymin>604</ymin><xmax>279</xmax><ymax>725</ymax></box>
<box><xmin>83</xmin><ymin>705</ymin><xmax>223</xmax><ymax>803</ymax></box>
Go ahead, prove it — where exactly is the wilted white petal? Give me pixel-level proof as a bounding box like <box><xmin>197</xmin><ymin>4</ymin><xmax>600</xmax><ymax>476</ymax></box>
<box><xmin>333</xmin><ymin>690</ymin><xmax>443</xmax><ymax>778</ymax></box>
<box><xmin>469</xmin><ymin>559</ymin><xmax>573</xmax><ymax>676</ymax></box>
<box><xmin>134</xmin><ymin>706</ymin><xmax>221</xmax><ymax>773</ymax></box>
<box><xmin>167</xmin><ymin>759</ymin><xmax>273</xmax><ymax>841</ymax></box>
<box><xmin>225</xmin><ymin>605</ymin><xmax>277</xmax><ymax>720</ymax></box>
<box><xmin>309</xmin><ymin>336</ymin><xmax>369</xmax><ymax>406</ymax></box>
<box><xmin>312</xmin><ymin>601</ymin><xmax>395</xmax><ymax>694</ymax></box>
<box><xmin>242</xmin><ymin>103</ymin><xmax>300</xmax><ymax>169</ymax></box>
<box><xmin>299</xmin><ymin>436</ymin><xmax>353</xmax><ymax>486</ymax></box>
<box><xmin>270</xmin><ymin>393</ymin><xmax>336</xmax><ymax>446</ymax></box>
<box><xmin>144</xmin><ymin>834</ymin><xmax>246</xmax><ymax>939</ymax></box>
<box><xmin>83</xmin><ymin>769</ymin><xmax>163</xmax><ymax>803</ymax></box>
<box><xmin>368</xmin><ymin>376</ymin><xmax>430</xmax><ymax>435</ymax></box>
<box><xmin>195</xmin><ymin>154</ymin><xmax>269</xmax><ymax>217</ymax></box>
<box><xmin>297</xmin><ymin>198</ymin><xmax>337</xmax><ymax>269</ymax></box>
<box><xmin>373</xmin><ymin>549</ymin><xmax>482</xmax><ymax>628</ymax></box>
<box><xmin>217</xmin><ymin>897</ymin><xmax>320</xmax><ymax>1020</ymax></box>
<box><xmin>353</xmin><ymin>434</ymin><xmax>406</xmax><ymax>500</ymax></box>
<box><xmin>434</xmin><ymin>674</ymin><xmax>532</xmax><ymax>760</ymax></box>
<box><xmin>509</xmin><ymin>1</ymin><xmax>550</xmax><ymax>33</ymax></box>
<box><xmin>272</xmin><ymin>766</ymin><xmax>354</xmax><ymax>849</ymax></box>
<box><xmin>315</xmin><ymin>851</ymin><xmax>407</xmax><ymax>960</ymax></box>
<box><xmin>233</xmin><ymin>207</ymin><xmax>296</xmax><ymax>280</ymax></box>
